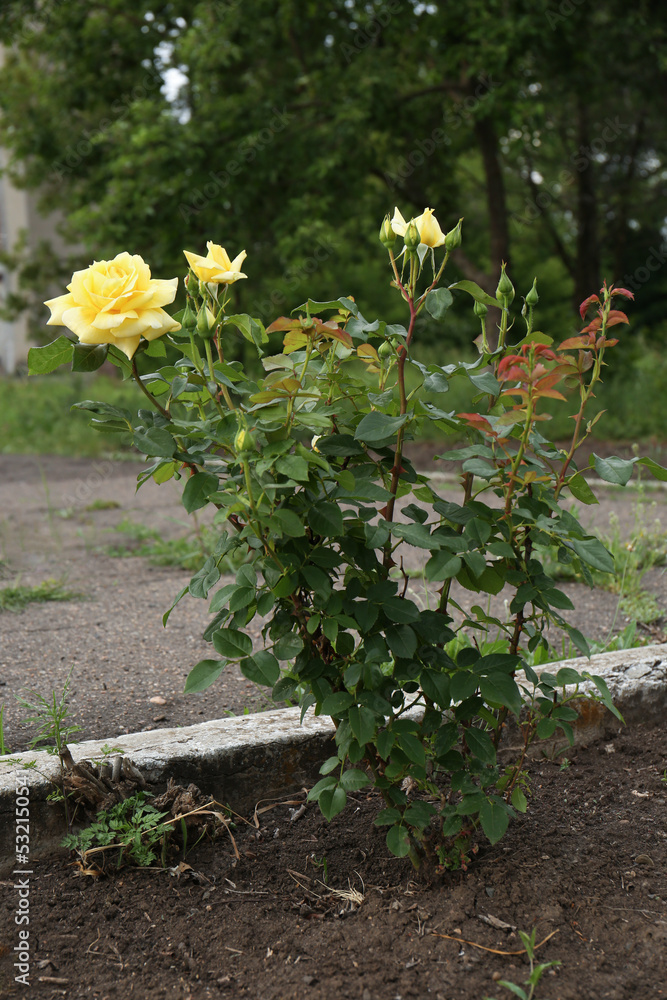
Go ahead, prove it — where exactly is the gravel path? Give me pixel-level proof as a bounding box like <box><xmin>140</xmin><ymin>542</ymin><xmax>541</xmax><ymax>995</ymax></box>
<box><xmin>1</xmin><ymin>451</ymin><xmax>666</xmax><ymax>752</ymax></box>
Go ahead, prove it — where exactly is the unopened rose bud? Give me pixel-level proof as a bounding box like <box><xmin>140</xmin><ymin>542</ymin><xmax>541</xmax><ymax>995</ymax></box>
<box><xmin>378</xmin><ymin>340</ymin><xmax>393</xmax><ymax>359</ymax></box>
<box><xmin>379</xmin><ymin>215</ymin><xmax>396</xmax><ymax>249</ymax></box>
<box><xmin>196</xmin><ymin>305</ymin><xmax>216</xmax><ymax>338</ymax></box>
<box><xmin>444</xmin><ymin>218</ymin><xmax>463</xmax><ymax>252</ymax></box>
<box><xmin>404</xmin><ymin>220</ymin><xmax>421</xmax><ymax>253</ymax></box>
<box><xmin>473</xmin><ymin>300</ymin><xmax>488</xmax><ymax>319</ymax></box>
<box><xmin>182</xmin><ymin>300</ymin><xmax>197</xmax><ymax>328</ymax></box>
<box><xmin>496</xmin><ymin>264</ymin><xmax>515</xmax><ymax>305</ymax></box>
<box><xmin>235</xmin><ymin>427</ymin><xmax>255</xmax><ymax>453</ymax></box>
<box><xmin>525</xmin><ymin>278</ymin><xmax>539</xmax><ymax>307</ymax></box>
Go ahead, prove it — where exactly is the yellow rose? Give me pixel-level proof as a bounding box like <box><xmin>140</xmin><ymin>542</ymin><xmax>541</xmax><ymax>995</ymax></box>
<box><xmin>390</xmin><ymin>206</ymin><xmax>446</xmax><ymax>249</ymax></box>
<box><xmin>44</xmin><ymin>252</ymin><xmax>180</xmax><ymax>360</ymax></box>
<box><xmin>183</xmin><ymin>242</ymin><xmax>247</xmax><ymax>285</ymax></box>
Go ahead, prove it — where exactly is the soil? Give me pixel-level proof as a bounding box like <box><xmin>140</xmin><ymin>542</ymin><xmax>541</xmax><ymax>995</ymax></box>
<box><xmin>1</xmin><ymin>722</ymin><xmax>666</xmax><ymax>1000</ymax></box>
<box><xmin>2</xmin><ymin>444</ymin><xmax>667</xmax><ymax>753</ymax></box>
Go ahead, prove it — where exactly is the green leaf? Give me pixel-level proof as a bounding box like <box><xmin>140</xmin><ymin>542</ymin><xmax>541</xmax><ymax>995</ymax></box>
<box><xmin>319</xmin><ymin>756</ymin><xmax>340</xmax><ymax>775</ymax></box>
<box><xmin>321</xmin><ymin>691</ymin><xmax>354</xmax><ymax>716</ymax></box>
<box><xmin>274</xmin><ymin>632</ymin><xmax>304</xmax><ymax>660</ymax></box>
<box><xmin>569</xmin><ymin>537</ymin><xmax>614</xmax><ymax>574</ymax></box>
<box><xmin>425</xmin><ymin>552</ymin><xmax>462</xmax><ymax>581</ymax></box>
<box><xmin>132</xmin><ymin>427</ymin><xmax>175</xmax><ymax>458</ymax></box>
<box><xmin>448</xmin><ymin>280</ymin><xmax>503</xmax><ymax>310</ymax></box>
<box><xmin>223</xmin><ymin>313</ymin><xmax>268</xmax><ymax>355</ymax></box>
<box><xmin>184</xmin><ymin>658</ymin><xmax>226</xmax><ymax>693</ymax></box>
<box><xmin>386</xmin><ymin>825</ymin><xmax>411</xmax><ymax>858</ymax></box>
<box><xmin>639</xmin><ymin>456</ymin><xmax>667</xmax><ymax>482</ymax></box>
<box><xmin>420</xmin><ymin>670</ymin><xmax>451</xmax><ymax>709</ymax></box>
<box><xmin>469</xmin><ymin>371</ymin><xmax>501</xmax><ymax>394</ymax></box>
<box><xmin>584</xmin><ymin>673</ymin><xmax>625</xmax><ymax>723</ymax></box>
<box><xmin>464</xmin><ymin>727</ymin><xmax>496</xmax><ymax>764</ymax></box>
<box><xmin>389</xmin><ymin>522</ymin><xmax>434</xmax><ymax>549</ymax></box>
<box><xmin>395</xmin><ymin>732</ymin><xmax>426</xmax><ymax>766</ymax></box>
<box><xmin>354</xmin><ymin>411</ymin><xmax>408</xmax><ymax>445</ymax></box>
<box><xmin>381</xmin><ymin>597</ymin><xmax>421</xmax><ymax>624</ymax></box>
<box><xmin>27</xmin><ymin>336</ymin><xmax>73</xmax><ymax>374</ymax></box>
<box><xmin>424</xmin><ymin>287</ymin><xmax>454</xmax><ymax>320</ymax></box>
<box><xmin>385</xmin><ymin>625</ymin><xmax>417</xmax><ymax>659</ymax></box>
<box><xmin>308</xmin><ymin>502</ymin><xmax>343</xmax><ymax>537</ymax></box>
<box><xmin>294</xmin><ymin>296</ymin><xmax>359</xmax><ymax>317</ymax></box>
<box><xmin>182</xmin><ymin>471</ymin><xmax>219</xmax><ymax>513</ymax></box>
<box><xmin>240</xmin><ymin>650</ymin><xmax>280</xmax><ymax>686</ymax></box>
<box><xmin>555</xmin><ymin>667</ymin><xmax>583</xmax><ymax>686</ymax></box>
<box><xmin>592</xmin><ymin>454</ymin><xmax>637</xmax><ymax>486</ymax></box>
<box><xmin>212</xmin><ymin>628</ymin><xmax>253</xmax><ymax>659</ymax></box>
<box><xmin>270</xmin><ymin>509</ymin><xmax>306</xmax><ymax>537</ymax></box>
<box><xmin>480</xmin><ymin>673</ymin><xmax>523</xmax><ymax>717</ymax></box>
<box><xmin>479</xmin><ymin>798</ymin><xmax>510</xmax><ymax>845</ymax></box>
<box><xmin>339</xmin><ymin>768</ymin><xmax>371</xmax><ymax>791</ymax></box>
<box><xmin>374</xmin><ymin>807</ymin><xmax>402</xmax><ymax>826</ymax></box>
<box><xmin>316</xmin><ymin>433</ymin><xmax>364</xmax><ymax>457</ymax></box>
<box><xmin>348</xmin><ymin>705</ymin><xmax>376</xmax><ymax>745</ymax></box>
<box><xmin>276</xmin><ymin>454</ymin><xmax>310</xmax><ymax>481</ymax></box>
<box><xmin>568</xmin><ymin>472</ymin><xmax>598</xmax><ymax>505</ymax></box>
<box><xmin>318</xmin><ymin>786</ymin><xmax>347</xmax><ymax>821</ymax></box>
<box><xmin>189</xmin><ymin>558</ymin><xmax>221</xmax><ymax>599</ymax></box>
<box><xmin>72</xmin><ymin>342</ymin><xmax>109</xmax><ymax>372</ymax></box>
<box><xmin>511</xmin><ymin>787</ymin><xmax>528</xmax><ymax>813</ymax></box>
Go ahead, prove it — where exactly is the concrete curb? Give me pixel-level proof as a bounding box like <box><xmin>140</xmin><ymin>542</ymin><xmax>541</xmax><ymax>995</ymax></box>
<box><xmin>1</xmin><ymin>644</ymin><xmax>665</xmax><ymax>874</ymax></box>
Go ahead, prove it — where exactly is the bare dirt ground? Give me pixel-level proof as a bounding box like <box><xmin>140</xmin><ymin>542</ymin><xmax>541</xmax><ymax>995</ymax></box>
<box><xmin>1</xmin><ymin>443</ymin><xmax>667</xmax><ymax>753</ymax></box>
<box><xmin>0</xmin><ymin>722</ymin><xmax>665</xmax><ymax>1000</ymax></box>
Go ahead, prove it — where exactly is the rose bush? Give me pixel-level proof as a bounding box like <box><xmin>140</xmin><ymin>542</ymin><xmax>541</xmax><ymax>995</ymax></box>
<box><xmin>44</xmin><ymin>252</ymin><xmax>180</xmax><ymax>360</ymax></box>
<box><xmin>32</xmin><ymin>207</ymin><xmax>663</xmax><ymax>868</ymax></box>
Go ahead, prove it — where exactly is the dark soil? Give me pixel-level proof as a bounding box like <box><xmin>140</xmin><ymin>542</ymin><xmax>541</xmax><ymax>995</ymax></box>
<box><xmin>2</xmin><ymin>447</ymin><xmax>667</xmax><ymax>752</ymax></box>
<box><xmin>1</xmin><ymin>722</ymin><xmax>666</xmax><ymax>1000</ymax></box>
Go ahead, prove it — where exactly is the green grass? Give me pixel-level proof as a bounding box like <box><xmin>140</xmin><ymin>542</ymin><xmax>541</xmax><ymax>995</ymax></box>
<box><xmin>0</xmin><ymin>578</ymin><xmax>84</xmax><ymax>612</ymax></box>
<box><xmin>104</xmin><ymin>517</ymin><xmax>218</xmax><ymax>572</ymax></box>
<box><xmin>0</xmin><ymin>374</ymin><xmax>140</xmax><ymax>457</ymax></box>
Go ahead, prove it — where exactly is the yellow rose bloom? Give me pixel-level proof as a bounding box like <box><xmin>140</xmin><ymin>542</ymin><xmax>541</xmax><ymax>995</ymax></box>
<box><xmin>44</xmin><ymin>252</ymin><xmax>180</xmax><ymax>360</ymax></box>
<box><xmin>390</xmin><ymin>207</ymin><xmax>446</xmax><ymax>249</ymax></box>
<box><xmin>183</xmin><ymin>242</ymin><xmax>247</xmax><ymax>285</ymax></box>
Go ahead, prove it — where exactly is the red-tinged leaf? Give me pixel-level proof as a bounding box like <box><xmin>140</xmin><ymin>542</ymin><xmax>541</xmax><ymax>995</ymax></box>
<box><xmin>499</xmin><ymin>388</ymin><xmax>529</xmax><ymax>402</ymax></box>
<box><xmin>534</xmin><ymin>372</ymin><xmax>565</xmax><ymax>392</ymax></box>
<box><xmin>559</xmin><ymin>334</ymin><xmax>594</xmax><ymax>350</ymax></box>
<box><xmin>283</xmin><ymin>330</ymin><xmax>310</xmax><ymax>353</ymax></box>
<box><xmin>582</xmin><ymin>317</ymin><xmax>602</xmax><ymax>334</ymax></box>
<box><xmin>266</xmin><ymin>316</ymin><xmax>300</xmax><ymax>333</ymax></box>
<box><xmin>357</xmin><ymin>344</ymin><xmax>379</xmax><ymax>362</ymax></box>
<box><xmin>611</xmin><ymin>286</ymin><xmax>635</xmax><ymax>300</ymax></box>
<box><xmin>326</xmin><ymin>327</ymin><xmax>354</xmax><ymax>348</ymax></box>
<box><xmin>579</xmin><ymin>293</ymin><xmax>600</xmax><ymax>319</ymax></box>
<box><xmin>605</xmin><ymin>310</ymin><xmax>629</xmax><ymax>327</ymax></box>
<box><xmin>603</xmin><ymin>337</ymin><xmax>618</xmax><ymax>347</ymax></box>
<box><xmin>457</xmin><ymin>412</ymin><xmax>494</xmax><ymax>432</ymax></box>
<box><xmin>497</xmin><ymin>362</ymin><xmax>527</xmax><ymax>382</ymax></box>
<box><xmin>536</xmin><ymin>388</ymin><xmax>567</xmax><ymax>400</ymax></box>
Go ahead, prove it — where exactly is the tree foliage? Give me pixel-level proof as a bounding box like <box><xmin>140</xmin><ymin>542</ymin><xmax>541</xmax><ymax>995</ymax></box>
<box><xmin>1</xmin><ymin>0</ymin><xmax>666</xmax><ymax>343</ymax></box>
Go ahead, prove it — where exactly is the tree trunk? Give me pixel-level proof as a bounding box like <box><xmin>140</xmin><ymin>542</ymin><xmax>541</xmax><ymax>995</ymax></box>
<box><xmin>473</xmin><ymin>114</ymin><xmax>511</xmax><ymax>281</ymax></box>
<box><xmin>574</xmin><ymin>102</ymin><xmax>601</xmax><ymax>311</ymax></box>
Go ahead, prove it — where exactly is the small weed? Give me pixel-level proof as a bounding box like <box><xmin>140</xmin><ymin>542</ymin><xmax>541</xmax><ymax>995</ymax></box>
<box><xmin>0</xmin><ymin>704</ymin><xmax>9</xmax><ymax>756</ymax></box>
<box><xmin>559</xmin><ymin>757</ymin><xmax>571</xmax><ymax>771</ymax></box>
<box><xmin>85</xmin><ymin>499</ymin><xmax>121</xmax><ymax>511</ymax></box>
<box><xmin>485</xmin><ymin>927</ymin><xmax>561</xmax><ymax>1000</ymax></box>
<box><xmin>62</xmin><ymin>791</ymin><xmax>172</xmax><ymax>869</ymax></box>
<box><xmin>310</xmin><ymin>853</ymin><xmax>329</xmax><ymax>883</ymax></box>
<box><xmin>15</xmin><ymin>666</ymin><xmax>81</xmax><ymax>755</ymax></box>
<box><xmin>0</xmin><ymin>577</ymin><xmax>84</xmax><ymax>613</ymax></box>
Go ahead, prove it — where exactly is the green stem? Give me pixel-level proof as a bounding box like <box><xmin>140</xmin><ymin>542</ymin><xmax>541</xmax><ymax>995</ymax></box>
<box><xmin>131</xmin><ymin>358</ymin><xmax>170</xmax><ymax>419</ymax></box>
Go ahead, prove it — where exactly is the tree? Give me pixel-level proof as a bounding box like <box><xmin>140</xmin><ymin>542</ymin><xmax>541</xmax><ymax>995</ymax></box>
<box><xmin>1</xmin><ymin>0</ymin><xmax>666</xmax><ymax>344</ymax></box>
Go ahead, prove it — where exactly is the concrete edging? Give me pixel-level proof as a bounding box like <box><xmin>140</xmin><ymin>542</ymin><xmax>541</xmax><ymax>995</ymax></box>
<box><xmin>1</xmin><ymin>644</ymin><xmax>665</xmax><ymax>873</ymax></box>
